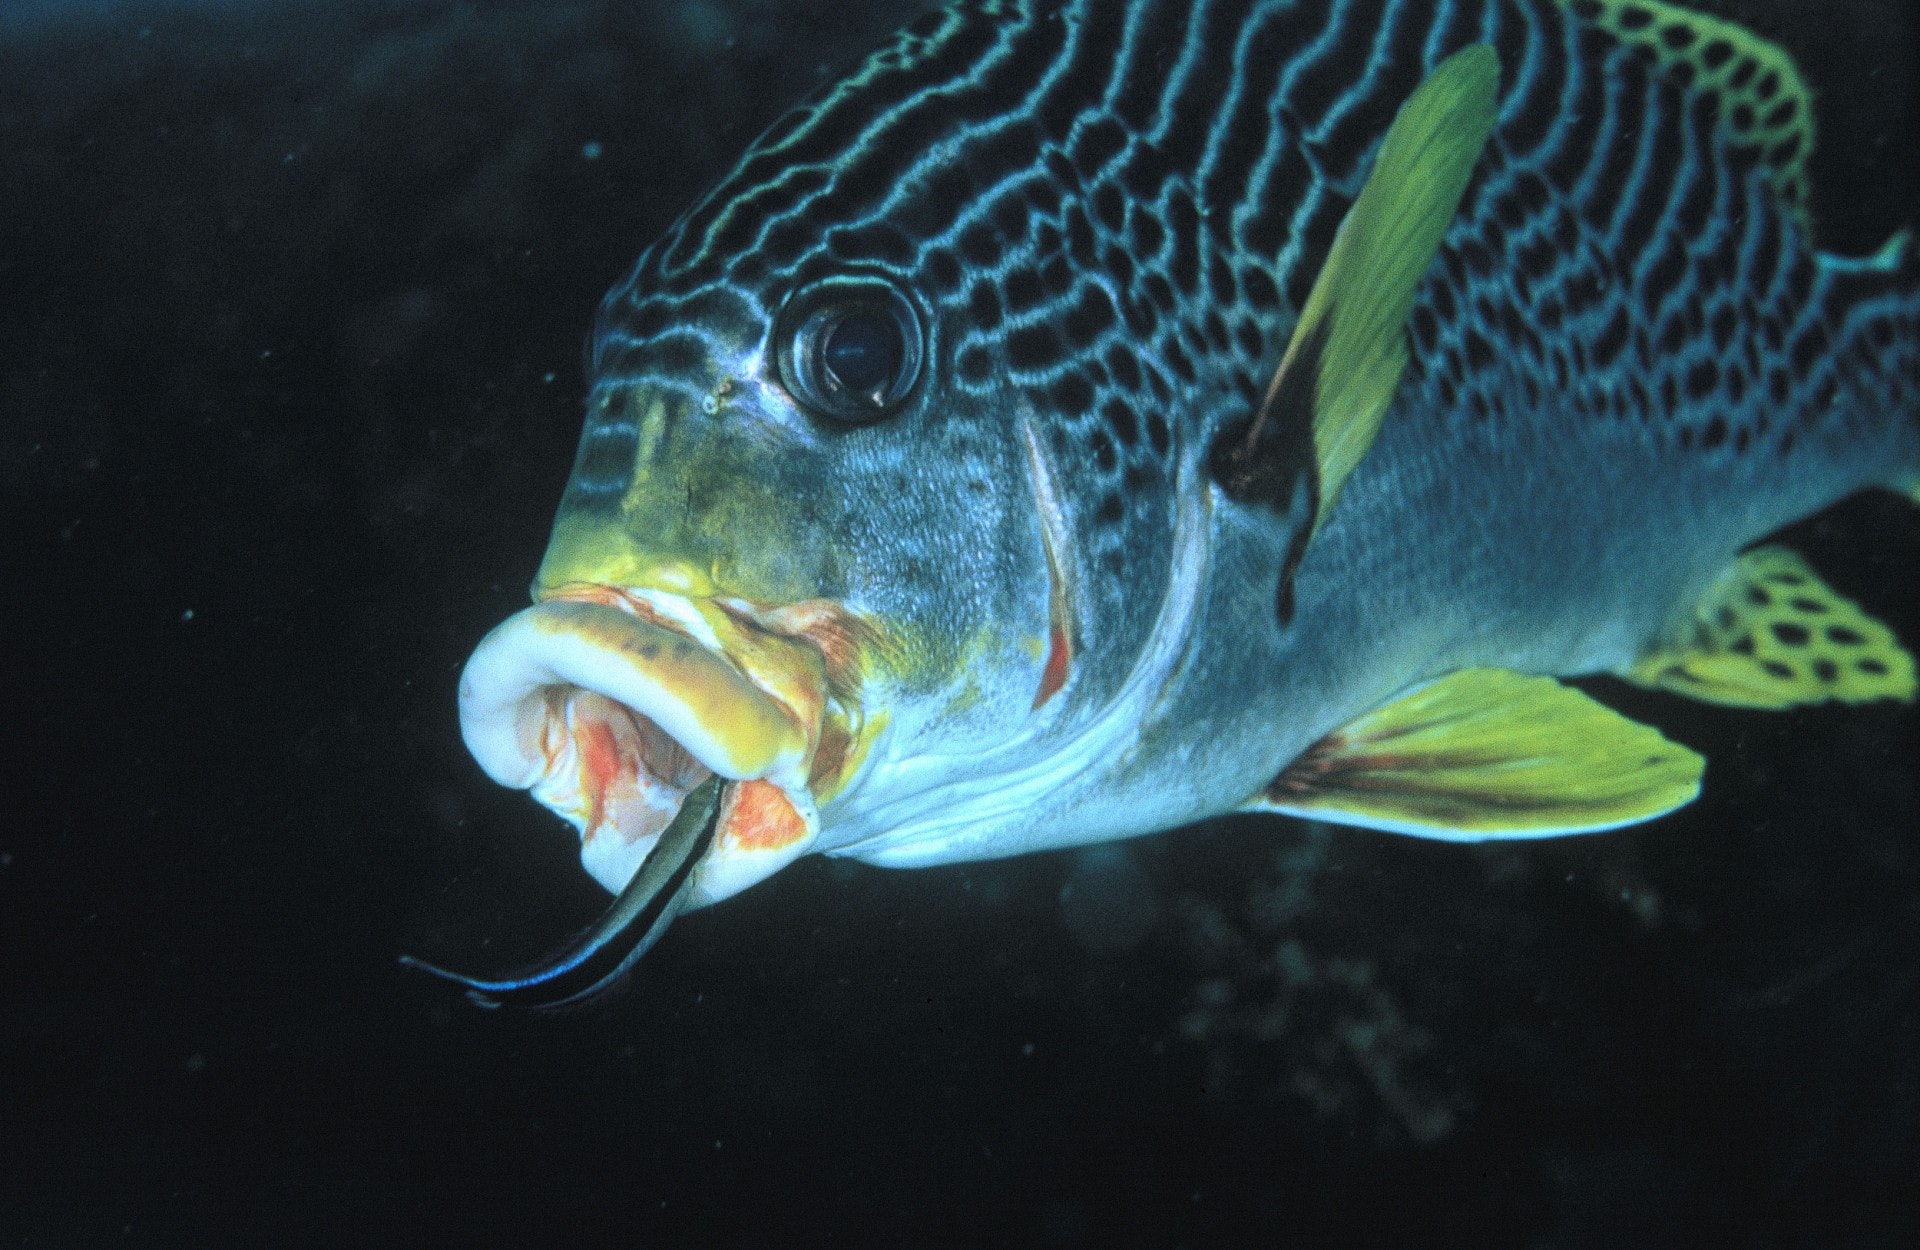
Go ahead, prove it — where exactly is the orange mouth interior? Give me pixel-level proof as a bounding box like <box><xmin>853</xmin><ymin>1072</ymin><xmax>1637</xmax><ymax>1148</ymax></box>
<box><xmin>460</xmin><ymin>583</ymin><xmax>875</xmax><ymax>896</ymax></box>
<box><xmin>546</xmin><ymin>685</ymin><xmax>808</xmax><ymax>878</ymax></box>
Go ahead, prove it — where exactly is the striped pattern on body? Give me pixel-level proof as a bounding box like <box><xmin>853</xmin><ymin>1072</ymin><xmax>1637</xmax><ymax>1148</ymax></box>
<box><xmin>576</xmin><ymin>0</ymin><xmax>1919</xmax><ymax>527</ymax></box>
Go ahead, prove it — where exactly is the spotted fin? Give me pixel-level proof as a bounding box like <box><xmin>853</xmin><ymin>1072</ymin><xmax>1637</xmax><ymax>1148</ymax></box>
<box><xmin>1621</xmin><ymin>546</ymin><xmax>1917</xmax><ymax>708</ymax></box>
<box><xmin>1248</xmin><ymin>669</ymin><xmax>1704</xmax><ymax>840</ymax></box>
<box><xmin>1555</xmin><ymin>0</ymin><xmax>1815</xmax><ymax>226</ymax></box>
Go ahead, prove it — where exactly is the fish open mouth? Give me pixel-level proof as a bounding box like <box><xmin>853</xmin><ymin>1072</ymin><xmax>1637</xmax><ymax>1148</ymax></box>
<box><xmin>460</xmin><ymin>584</ymin><xmax>844</xmax><ymax>896</ymax></box>
<box><xmin>406</xmin><ymin>584</ymin><xmax>864</xmax><ymax>1007</ymax></box>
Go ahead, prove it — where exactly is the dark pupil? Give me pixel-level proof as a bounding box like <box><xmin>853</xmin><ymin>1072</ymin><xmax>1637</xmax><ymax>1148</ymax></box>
<box><xmin>821</xmin><ymin>307</ymin><xmax>900</xmax><ymax>398</ymax></box>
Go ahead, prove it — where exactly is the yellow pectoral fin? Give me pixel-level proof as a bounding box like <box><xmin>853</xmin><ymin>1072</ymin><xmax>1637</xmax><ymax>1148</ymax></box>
<box><xmin>1214</xmin><ymin>45</ymin><xmax>1499</xmax><ymax>538</ymax></box>
<box><xmin>1296</xmin><ymin>43</ymin><xmax>1500</xmax><ymax>531</ymax></box>
<box><xmin>1249</xmin><ymin>669</ymin><xmax>1704</xmax><ymax>840</ymax></box>
<box><xmin>1621</xmin><ymin>545</ymin><xmax>1917</xmax><ymax>710</ymax></box>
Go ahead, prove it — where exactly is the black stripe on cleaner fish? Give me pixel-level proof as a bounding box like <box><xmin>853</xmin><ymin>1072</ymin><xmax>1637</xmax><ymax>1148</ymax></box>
<box><xmin>405</xmin><ymin>0</ymin><xmax>1920</xmax><ymax>1006</ymax></box>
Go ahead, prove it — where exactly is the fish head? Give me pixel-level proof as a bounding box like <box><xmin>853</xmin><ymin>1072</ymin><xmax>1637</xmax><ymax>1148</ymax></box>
<box><xmin>460</xmin><ymin>252</ymin><xmax>1145</xmax><ymax>907</ymax></box>
<box><xmin>456</xmin><ymin>9</ymin><xmax>1210</xmax><ymax>916</ymax></box>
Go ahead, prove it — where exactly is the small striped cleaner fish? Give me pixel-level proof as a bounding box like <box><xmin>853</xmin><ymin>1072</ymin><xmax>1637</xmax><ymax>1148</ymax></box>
<box><xmin>404</xmin><ymin>0</ymin><xmax>1919</xmax><ymax>1006</ymax></box>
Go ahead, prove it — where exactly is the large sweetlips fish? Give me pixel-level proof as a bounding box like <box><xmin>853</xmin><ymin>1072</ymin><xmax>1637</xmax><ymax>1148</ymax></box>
<box><xmin>405</xmin><ymin>0</ymin><xmax>1920</xmax><ymax>1006</ymax></box>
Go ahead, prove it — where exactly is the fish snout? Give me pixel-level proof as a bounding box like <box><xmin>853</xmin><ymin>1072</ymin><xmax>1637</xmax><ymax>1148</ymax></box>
<box><xmin>457</xmin><ymin>585</ymin><xmax>881</xmax><ymax>907</ymax></box>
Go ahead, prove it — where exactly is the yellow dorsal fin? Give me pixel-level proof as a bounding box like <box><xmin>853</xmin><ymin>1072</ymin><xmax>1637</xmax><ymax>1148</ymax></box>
<box><xmin>1248</xmin><ymin>669</ymin><xmax>1704</xmax><ymax>840</ymax></box>
<box><xmin>1621</xmin><ymin>546</ymin><xmax>1917</xmax><ymax>708</ymax></box>
<box><xmin>1555</xmin><ymin>0</ymin><xmax>1816</xmax><ymax>227</ymax></box>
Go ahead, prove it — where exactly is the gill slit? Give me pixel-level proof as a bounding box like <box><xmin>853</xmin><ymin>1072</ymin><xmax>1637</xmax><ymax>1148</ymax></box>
<box><xmin>836</xmin><ymin>437</ymin><xmax>1213</xmax><ymax>855</ymax></box>
<box><xmin>1020</xmin><ymin>415</ymin><xmax>1075</xmax><ymax>711</ymax></box>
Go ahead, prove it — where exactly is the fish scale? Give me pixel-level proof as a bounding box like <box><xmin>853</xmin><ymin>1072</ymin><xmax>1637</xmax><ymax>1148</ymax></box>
<box><xmin>410</xmin><ymin>0</ymin><xmax>1919</xmax><ymax>1002</ymax></box>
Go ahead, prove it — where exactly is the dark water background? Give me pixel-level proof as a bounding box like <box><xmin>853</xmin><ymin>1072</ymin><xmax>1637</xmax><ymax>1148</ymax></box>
<box><xmin>3</xmin><ymin>1</ymin><xmax>1917</xmax><ymax>1244</ymax></box>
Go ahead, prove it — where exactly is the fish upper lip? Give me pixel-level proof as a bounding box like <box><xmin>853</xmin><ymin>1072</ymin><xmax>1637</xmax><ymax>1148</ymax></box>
<box><xmin>537</xmin><ymin>582</ymin><xmax>830</xmax><ymax>755</ymax></box>
<box><xmin>460</xmin><ymin>592</ymin><xmax>816</xmax><ymax>793</ymax></box>
<box><xmin>459</xmin><ymin>579</ymin><xmax>883</xmax><ymax>831</ymax></box>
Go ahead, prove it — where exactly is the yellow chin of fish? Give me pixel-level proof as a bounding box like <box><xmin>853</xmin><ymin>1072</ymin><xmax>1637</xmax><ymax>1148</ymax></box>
<box><xmin>457</xmin><ymin>591</ymin><xmax>834</xmax><ymax>907</ymax></box>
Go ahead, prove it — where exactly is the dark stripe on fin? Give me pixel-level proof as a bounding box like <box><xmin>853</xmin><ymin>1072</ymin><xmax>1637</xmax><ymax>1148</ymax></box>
<box><xmin>1209</xmin><ymin>313</ymin><xmax>1330</xmax><ymax>622</ymax></box>
<box><xmin>1249</xmin><ymin>669</ymin><xmax>1705</xmax><ymax>839</ymax></box>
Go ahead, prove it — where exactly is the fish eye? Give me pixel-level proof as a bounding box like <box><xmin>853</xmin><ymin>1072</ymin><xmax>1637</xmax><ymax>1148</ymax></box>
<box><xmin>775</xmin><ymin>278</ymin><xmax>923</xmax><ymax>424</ymax></box>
